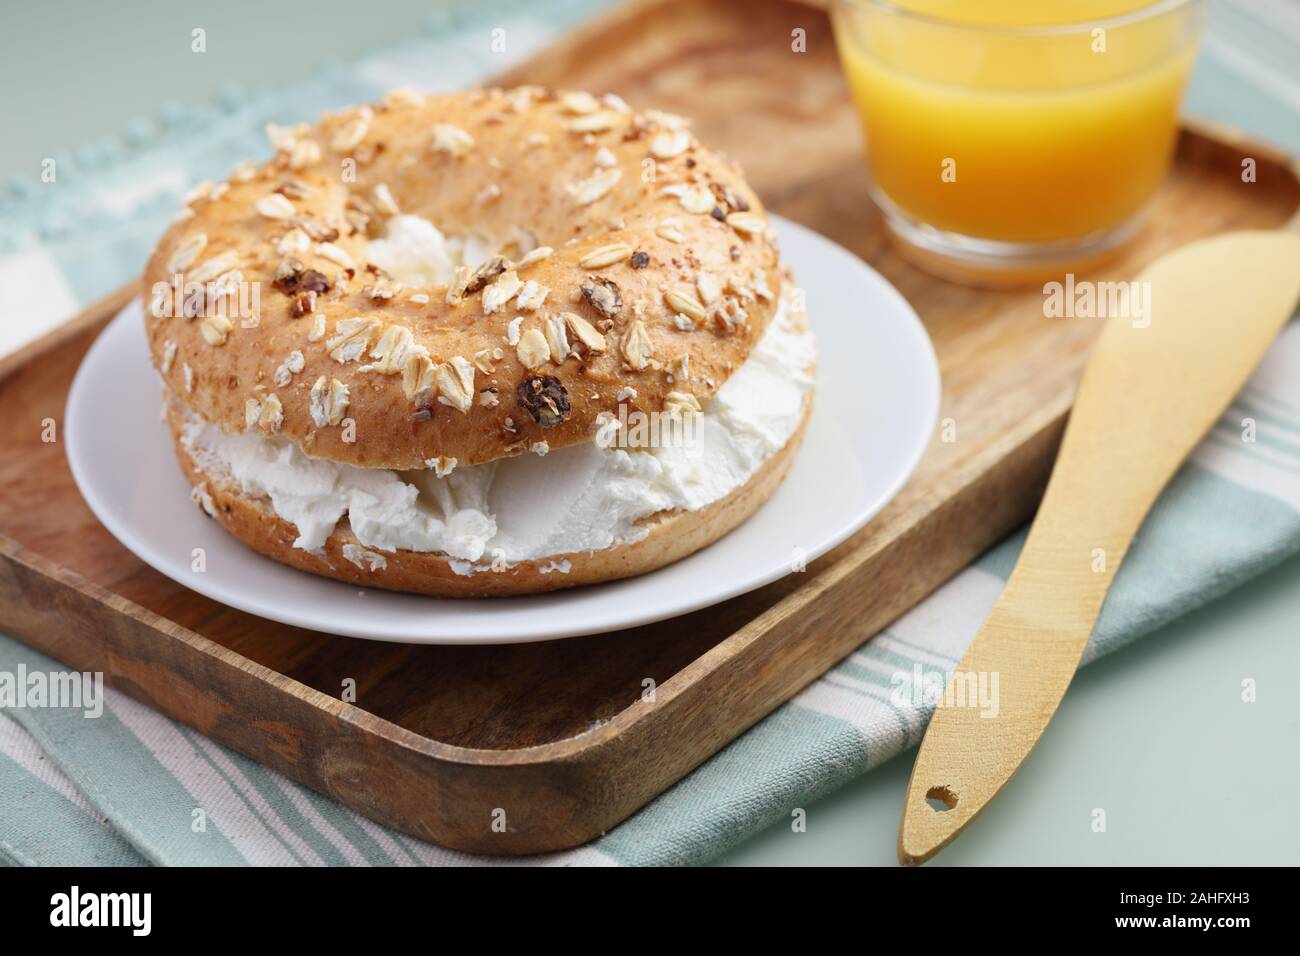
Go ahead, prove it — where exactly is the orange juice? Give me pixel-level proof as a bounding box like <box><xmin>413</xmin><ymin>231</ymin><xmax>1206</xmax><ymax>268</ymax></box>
<box><xmin>832</xmin><ymin>0</ymin><xmax>1203</xmax><ymax>253</ymax></box>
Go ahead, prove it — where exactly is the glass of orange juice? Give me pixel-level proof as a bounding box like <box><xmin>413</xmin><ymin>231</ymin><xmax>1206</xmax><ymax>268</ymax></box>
<box><xmin>831</xmin><ymin>0</ymin><xmax>1205</xmax><ymax>284</ymax></box>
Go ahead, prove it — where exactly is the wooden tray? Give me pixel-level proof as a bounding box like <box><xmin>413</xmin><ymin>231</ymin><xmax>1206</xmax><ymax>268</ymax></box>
<box><xmin>1</xmin><ymin>0</ymin><xmax>1296</xmax><ymax>856</ymax></box>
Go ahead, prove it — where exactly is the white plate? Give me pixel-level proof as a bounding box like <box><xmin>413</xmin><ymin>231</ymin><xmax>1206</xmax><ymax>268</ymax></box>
<box><xmin>65</xmin><ymin>216</ymin><xmax>939</xmax><ymax>644</ymax></box>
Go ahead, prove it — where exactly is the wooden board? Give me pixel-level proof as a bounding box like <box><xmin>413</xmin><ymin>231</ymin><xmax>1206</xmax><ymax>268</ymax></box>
<box><xmin>1</xmin><ymin>0</ymin><xmax>1297</xmax><ymax>856</ymax></box>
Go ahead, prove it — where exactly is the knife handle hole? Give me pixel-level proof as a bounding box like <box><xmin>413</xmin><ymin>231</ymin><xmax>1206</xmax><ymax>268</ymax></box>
<box><xmin>925</xmin><ymin>785</ymin><xmax>957</xmax><ymax>812</ymax></box>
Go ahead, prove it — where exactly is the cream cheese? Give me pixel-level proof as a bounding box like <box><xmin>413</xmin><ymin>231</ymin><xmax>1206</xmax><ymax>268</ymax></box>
<box><xmin>180</xmin><ymin>219</ymin><xmax>815</xmax><ymax>569</ymax></box>
<box><xmin>366</xmin><ymin>214</ymin><xmax>497</xmax><ymax>287</ymax></box>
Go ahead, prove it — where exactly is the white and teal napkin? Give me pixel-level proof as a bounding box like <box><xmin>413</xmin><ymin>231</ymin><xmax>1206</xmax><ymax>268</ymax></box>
<box><xmin>2</xmin><ymin>0</ymin><xmax>1298</xmax><ymax>866</ymax></box>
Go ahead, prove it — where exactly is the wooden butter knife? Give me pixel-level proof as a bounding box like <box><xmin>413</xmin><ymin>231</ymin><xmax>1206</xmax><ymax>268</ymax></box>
<box><xmin>898</xmin><ymin>226</ymin><xmax>1300</xmax><ymax>865</ymax></box>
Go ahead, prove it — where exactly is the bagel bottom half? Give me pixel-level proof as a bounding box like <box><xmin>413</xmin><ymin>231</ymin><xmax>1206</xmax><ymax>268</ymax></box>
<box><xmin>168</xmin><ymin>397</ymin><xmax>812</xmax><ymax>598</ymax></box>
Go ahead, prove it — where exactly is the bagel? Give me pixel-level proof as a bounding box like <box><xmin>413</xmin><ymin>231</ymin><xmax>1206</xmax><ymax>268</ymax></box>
<box><xmin>142</xmin><ymin>87</ymin><xmax>817</xmax><ymax>596</ymax></box>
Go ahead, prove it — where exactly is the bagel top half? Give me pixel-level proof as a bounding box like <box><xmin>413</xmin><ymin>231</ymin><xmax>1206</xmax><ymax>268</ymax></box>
<box><xmin>143</xmin><ymin>86</ymin><xmax>782</xmax><ymax>470</ymax></box>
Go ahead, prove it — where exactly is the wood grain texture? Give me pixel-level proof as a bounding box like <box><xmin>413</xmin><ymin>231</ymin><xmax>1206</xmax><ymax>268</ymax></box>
<box><xmin>0</xmin><ymin>0</ymin><xmax>1297</xmax><ymax>855</ymax></box>
<box><xmin>899</xmin><ymin>228</ymin><xmax>1300</xmax><ymax>865</ymax></box>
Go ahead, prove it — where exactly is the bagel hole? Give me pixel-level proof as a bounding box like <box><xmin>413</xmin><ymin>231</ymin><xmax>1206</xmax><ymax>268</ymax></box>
<box><xmin>366</xmin><ymin>214</ymin><xmax>511</xmax><ymax>288</ymax></box>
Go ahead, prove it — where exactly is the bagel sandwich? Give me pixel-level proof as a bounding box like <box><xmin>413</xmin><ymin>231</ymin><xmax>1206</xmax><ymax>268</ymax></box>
<box><xmin>143</xmin><ymin>87</ymin><xmax>816</xmax><ymax>596</ymax></box>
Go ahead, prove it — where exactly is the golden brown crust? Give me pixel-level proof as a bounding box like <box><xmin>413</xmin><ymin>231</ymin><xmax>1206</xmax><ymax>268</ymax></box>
<box><xmin>144</xmin><ymin>87</ymin><xmax>781</xmax><ymax>469</ymax></box>
<box><xmin>172</xmin><ymin>396</ymin><xmax>812</xmax><ymax>597</ymax></box>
